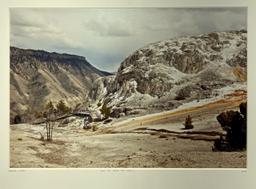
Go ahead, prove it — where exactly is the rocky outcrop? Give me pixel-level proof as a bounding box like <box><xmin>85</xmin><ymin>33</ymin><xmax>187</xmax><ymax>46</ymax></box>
<box><xmin>88</xmin><ymin>75</ymin><xmax>115</xmax><ymax>102</ymax></box>
<box><xmin>213</xmin><ymin>102</ymin><xmax>247</xmax><ymax>151</ymax></box>
<box><xmin>104</xmin><ymin>30</ymin><xmax>247</xmax><ymax>114</ymax></box>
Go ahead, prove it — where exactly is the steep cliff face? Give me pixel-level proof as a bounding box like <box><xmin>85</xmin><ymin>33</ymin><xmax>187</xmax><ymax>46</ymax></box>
<box><xmin>104</xmin><ymin>30</ymin><xmax>247</xmax><ymax>113</ymax></box>
<box><xmin>10</xmin><ymin>47</ymin><xmax>111</xmax><ymax>122</ymax></box>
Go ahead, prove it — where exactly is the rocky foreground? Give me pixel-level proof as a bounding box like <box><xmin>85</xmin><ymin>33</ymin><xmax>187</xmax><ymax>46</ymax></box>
<box><xmin>10</xmin><ymin>90</ymin><xmax>246</xmax><ymax>168</ymax></box>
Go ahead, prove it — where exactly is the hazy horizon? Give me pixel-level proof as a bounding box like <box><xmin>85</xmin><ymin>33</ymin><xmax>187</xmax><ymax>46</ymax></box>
<box><xmin>10</xmin><ymin>8</ymin><xmax>247</xmax><ymax>72</ymax></box>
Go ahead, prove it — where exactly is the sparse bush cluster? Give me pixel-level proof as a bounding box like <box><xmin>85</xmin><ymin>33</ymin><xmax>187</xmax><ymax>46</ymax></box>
<box><xmin>213</xmin><ymin>102</ymin><xmax>246</xmax><ymax>151</ymax></box>
<box><xmin>183</xmin><ymin>115</ymin><xmax>194</xmax><ymax>129</ymax></box>
<box><xmin>34</xmin><ymin>99</ymin><xmax>71</xmax><ymax>119</ymax></box>
<box><xmin>56</xmin><ymin>100</ymin><xmax>71</xmax><ymax>115</ymax></box>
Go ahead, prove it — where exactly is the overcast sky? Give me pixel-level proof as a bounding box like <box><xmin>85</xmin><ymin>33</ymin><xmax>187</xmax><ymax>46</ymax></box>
<box><xmin>10</xmin><ymin>8</ymin><xmax>247</xmax><ymax>72</ymax></box>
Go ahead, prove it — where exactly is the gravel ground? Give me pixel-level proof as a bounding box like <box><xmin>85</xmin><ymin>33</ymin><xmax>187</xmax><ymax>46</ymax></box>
<box><xmin>10</xmin><ymin>93</ymin><xmax>246</xmax><ymax>168</ymax></box>
<box><xmin>10</xmin><ymin>125</ymin><xmax>246</xmax><ymax>168</ymax></box>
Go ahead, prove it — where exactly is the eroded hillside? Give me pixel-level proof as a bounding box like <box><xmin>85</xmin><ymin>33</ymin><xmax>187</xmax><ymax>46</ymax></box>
<box><xmin>10</xmin><ymin>47</ymin><xmax>111</xmax><ymax>122</ymax></box>
<box><xmin>97</xmin><ymin>30</ymin><xmax>247</xmax><ymax>117</ymax></box>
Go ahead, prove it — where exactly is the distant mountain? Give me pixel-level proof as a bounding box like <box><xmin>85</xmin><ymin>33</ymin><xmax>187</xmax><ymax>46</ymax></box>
<box><xmin>96</xmin><ymin>30</ymin><xmax>247</xmax><ymax>116</ymax></box>
<box><xmin>10</xmin><ymin>47</ymin><xmax>111</xmax><ymax>123</ymax></box>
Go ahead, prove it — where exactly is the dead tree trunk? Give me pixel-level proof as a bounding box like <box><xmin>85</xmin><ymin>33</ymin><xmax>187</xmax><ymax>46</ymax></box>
<box><xmin>44</xmin><ymin>115</ymin><xmax>55</xmax><ymax>141</ymax></box>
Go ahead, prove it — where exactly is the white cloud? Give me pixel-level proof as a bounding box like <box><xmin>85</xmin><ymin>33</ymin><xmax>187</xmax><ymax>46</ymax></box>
<box><xmin>10</xmin><ymin>9</ymin><xmax>82</xmax><ymax>49</ymax></box>
<box><xmin>85</xmin><ymin>17</ymin><xmax>135</xmax><ymax>37</ymax></box>
<box><xmin>10</xmin><ymin>8</ymin><xmax>247</xmax><ymax>72</ymax></box>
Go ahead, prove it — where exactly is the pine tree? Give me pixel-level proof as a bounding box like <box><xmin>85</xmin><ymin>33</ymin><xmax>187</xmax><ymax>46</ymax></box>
<box><xmin>56</xmin><ymin>100</ymin><xmax>70</xmax><ymax>115</ymax></box>
<box><xmin>45</xmin><ymin>101</ymin><xmax>55</xmax><ymax>114</ymax></box>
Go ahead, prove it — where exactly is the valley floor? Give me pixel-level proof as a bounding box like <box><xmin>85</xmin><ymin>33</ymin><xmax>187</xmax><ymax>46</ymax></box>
<box><xmin>10</xmin><ymin>90</ymin><xmax>247</xmax><ymax>168</ymax></box>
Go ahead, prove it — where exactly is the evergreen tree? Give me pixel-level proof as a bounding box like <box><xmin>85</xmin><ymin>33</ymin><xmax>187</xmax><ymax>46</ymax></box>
<box><xmin>56</xmin><ymin>100</ymin><xmax>70</xmax><ymax>114</ymax></box>
<box><xmin>100</xmin><ymin>103</ymin><xmax>111</xmax><ymax>119</ymax></box>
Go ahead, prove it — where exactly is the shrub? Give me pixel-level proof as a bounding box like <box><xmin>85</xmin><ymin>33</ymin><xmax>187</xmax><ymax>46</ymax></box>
<box><xmin>183</xmin><ymin>115</ymin><xmax>194</xmax><ymax>129</ymax></box>
<box><xmin>45</xmin><ymin>101</ymin><xmax>56</xmax><ymax>114</ymax></box>
<box><xmin>14</xmin><ymin>115</ymin><xmax>22</xmax><ymax>124</ymax></box>
<box><xmin>92</xmin><ymin>125</ymin><xmax>98</xmax><ymax>132</ymax></box>
<box><xmin>100</xmin><ymin>103</ymin><xmax>111</xmax><ymax>119</ymax></box>
<box><xmin>175</xmin><ymin>87</ymin><xmax>191</xmax><ymax>100</ymax></box>
<box><xmin>34</xmin><ymin>111</ymin><xmax>43</xmax><ymax>119</ymax></box>
<box><xmin>56</xmin><ymin>100</ymin><xmax>71</xmax><ymax>115</ymax></box>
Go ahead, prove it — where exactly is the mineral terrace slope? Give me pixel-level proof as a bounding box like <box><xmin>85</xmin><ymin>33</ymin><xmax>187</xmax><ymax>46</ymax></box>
<box><xmin>102</xmin><ymin>30</ymin><xmax>247</xmax><ymax>116</ymax></box>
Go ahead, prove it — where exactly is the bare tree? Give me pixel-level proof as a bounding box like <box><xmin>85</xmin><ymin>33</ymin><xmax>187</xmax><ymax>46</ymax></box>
<box><xmin>43</xmin><ymin>101</ymin><xmax>57</xmax><ymax>141</ymax></box>
<box><xmin>44</xmin><ymin>110</ymin><xmax>58</xmax><ymax>141</ymax></box>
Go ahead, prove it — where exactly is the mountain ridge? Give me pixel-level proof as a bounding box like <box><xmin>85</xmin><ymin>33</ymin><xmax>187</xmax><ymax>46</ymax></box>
<box><xmin>10</xmin><ymin>46</ymin><xmax>112</xmax><ymax>123</ymax></box>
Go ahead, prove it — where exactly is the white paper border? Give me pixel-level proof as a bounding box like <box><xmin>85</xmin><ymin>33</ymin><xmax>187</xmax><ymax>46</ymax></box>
<box><xmin>1</xmin><ymin>0</ymin><xmax>256</xmax><ymax>189</ymax></box>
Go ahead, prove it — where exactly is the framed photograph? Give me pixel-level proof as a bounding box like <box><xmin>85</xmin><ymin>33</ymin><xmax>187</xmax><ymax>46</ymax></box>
<box><xmin>1</xmin><ymin>0</ymin><xmax>255</xmax><ymax>189</ymax></box>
